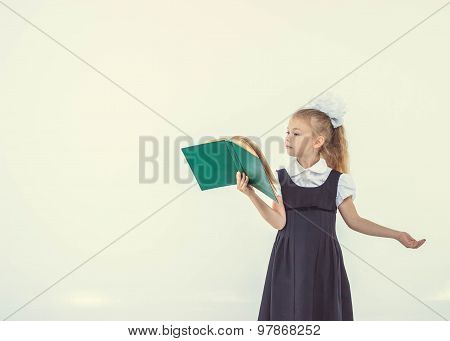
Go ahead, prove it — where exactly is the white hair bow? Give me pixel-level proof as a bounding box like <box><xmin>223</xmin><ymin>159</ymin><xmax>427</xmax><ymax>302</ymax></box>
<box><xmin>304</xmin><ymin>92</ymin><xmax>347</xmax><ymax>128</ymax></box>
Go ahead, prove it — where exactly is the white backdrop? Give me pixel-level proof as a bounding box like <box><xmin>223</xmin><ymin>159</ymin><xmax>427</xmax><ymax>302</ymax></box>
<box><xmin>0</xmin><ymin>0</ymin><xmax>449</xmax><ymax>320</ymax></box>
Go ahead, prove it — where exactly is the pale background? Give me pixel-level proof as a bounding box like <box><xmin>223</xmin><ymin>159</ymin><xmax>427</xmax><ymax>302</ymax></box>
<box><xmin>0</xmin><ymin>0</ymin><xmax>449</xmax><ymax>320</ymax></box>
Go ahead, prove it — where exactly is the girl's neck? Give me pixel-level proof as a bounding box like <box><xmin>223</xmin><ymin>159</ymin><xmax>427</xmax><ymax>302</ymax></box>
<box><xmin>296</xmin><ymin>154</ymin><xmax>320</xmax><ymax>169</ymax></box>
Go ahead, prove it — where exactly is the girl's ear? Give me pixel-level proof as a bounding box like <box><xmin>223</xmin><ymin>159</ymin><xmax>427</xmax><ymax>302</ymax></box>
<box><xmin>313</xmin><ymin>135</ymin><xmax>325</xmax><ymax>149</ymax></box>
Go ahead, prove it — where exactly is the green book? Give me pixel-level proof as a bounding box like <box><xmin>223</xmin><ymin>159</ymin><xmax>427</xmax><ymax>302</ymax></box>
<box><xmin>181</xmin><ymin>136</ymin><xmax>279</xmax><ymax>203</ymax></box>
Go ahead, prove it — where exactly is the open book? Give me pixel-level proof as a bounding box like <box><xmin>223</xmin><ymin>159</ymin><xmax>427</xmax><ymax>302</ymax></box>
<box><xmin>181</xmin><ymin>136</ymin><xmax>279</xmax><ymax>203</ymax></box>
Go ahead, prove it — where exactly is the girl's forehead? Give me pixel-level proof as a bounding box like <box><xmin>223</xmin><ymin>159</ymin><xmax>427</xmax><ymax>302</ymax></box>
<box><xmin>288</xmin><ymin>117</ymin><xmax>312</xmax><ymax>131</ymax></box>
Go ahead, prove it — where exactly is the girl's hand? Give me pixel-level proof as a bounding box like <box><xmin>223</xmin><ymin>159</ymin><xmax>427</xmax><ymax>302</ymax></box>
<box><xmin>236</xmin><ymin>171</ymin><xmax>254</xmax><ymax>197</ymax></box>
<box><xmin>396</xmin><ymin>231</ymin><xmax>426</xmax><ymax>249</ymax></box>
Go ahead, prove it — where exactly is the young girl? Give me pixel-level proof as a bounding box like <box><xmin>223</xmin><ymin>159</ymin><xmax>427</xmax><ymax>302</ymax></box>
<box><xmin>236</xmin><ymin>100</ymin><xmax>426</xmax><ymax>321</ymax></box>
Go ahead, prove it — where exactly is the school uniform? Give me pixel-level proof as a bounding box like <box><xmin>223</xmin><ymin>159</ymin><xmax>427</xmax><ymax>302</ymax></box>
<box><xmin>257</xmin><ymin>157</ymin><xmax>355</xmax><ymax>321</ymax></box>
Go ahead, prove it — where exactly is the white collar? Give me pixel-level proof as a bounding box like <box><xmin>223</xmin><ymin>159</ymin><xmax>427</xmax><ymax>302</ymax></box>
<box><xmin>286</xmin><ymin>157</ymin><xmax>328</xmax><ymax>176</ymax></box>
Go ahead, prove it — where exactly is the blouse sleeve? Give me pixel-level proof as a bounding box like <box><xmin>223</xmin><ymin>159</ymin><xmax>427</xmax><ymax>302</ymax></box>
<box><xmin>336</xmin><ymin>173</ymin><xmax>356</xmax><ymax>208</ymax></box>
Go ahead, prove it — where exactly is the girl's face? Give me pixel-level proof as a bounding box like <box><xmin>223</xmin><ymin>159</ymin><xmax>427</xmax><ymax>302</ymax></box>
<box><xmin>285</xmin><ymin>117</ymin><xmax>322</xmax><ymax>157</ymax></box>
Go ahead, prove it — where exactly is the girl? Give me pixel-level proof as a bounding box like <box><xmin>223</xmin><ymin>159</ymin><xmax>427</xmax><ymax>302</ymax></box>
<box><xmin>236</xmin><ymin>102</ymin><xmax>426</xmax><ymax>321</ymax></box>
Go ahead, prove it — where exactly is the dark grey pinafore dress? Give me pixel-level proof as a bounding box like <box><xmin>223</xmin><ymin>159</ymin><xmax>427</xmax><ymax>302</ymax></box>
<box><xmin>257</xmin><ymin>168</ymin><xmax>354</xmax><ymax>321</ymax></box>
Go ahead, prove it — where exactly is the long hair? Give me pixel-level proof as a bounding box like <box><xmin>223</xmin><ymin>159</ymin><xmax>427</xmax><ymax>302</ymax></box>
<box><xmin>291</xmin><ymin>108</ymin><xmax>350</xmax><ymax>173</ymax></box>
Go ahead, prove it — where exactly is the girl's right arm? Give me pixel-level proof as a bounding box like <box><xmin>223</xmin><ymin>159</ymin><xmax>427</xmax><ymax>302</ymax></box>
<box><xmin>236</xmin><ymin>171</ymin><xmax>286</xmax><ymax>230</ymax></box>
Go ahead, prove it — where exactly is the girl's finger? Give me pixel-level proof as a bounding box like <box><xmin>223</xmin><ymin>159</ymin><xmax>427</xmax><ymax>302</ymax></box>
<box><xmin>241</xmin><ymin>175</ymin><xmax>247</xmax><ymax>189</ymax></box>
<box><xmin>238</xmin><ymin>178</ymin><xmax>243</xmax><ymax>190</ymax></box>
<box><xmin>415</xmin><ymin>239</ymin><xmax>425</xmax><ymax>248</ymax></box>
<box><xmin>241</xmin><ymin>178</ymin><xmax>247</xmax><ymax>190</ymax></box>
<box><xmin>236</xmin><ymin>172</ymin><xmax>242</xmax><ymax>189</ymax></box>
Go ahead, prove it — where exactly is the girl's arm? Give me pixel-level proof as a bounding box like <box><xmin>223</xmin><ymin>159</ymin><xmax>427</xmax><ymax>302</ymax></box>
<box><xmin>236</xmin><ymin>171</ymin><xmax>286</xmax><ymax>230</ymax></box>
<box><xmin>338</xmin><ymin>196</ymin><xmax>426</xmax><ymax>249</ymax></box>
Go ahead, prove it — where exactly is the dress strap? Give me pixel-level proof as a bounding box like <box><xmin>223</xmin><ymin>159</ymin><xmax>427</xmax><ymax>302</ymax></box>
<box><xmin>323</xmin><ymin>169</ymin><xmax>342</xmax><ymax>205</ymax></box>
<box><xmin>276</xmin><ymin>168</ymin><xmax>293</xmax><ymax>189</ymax></box>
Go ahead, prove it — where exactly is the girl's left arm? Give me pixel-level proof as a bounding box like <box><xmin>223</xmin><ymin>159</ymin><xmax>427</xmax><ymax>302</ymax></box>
<box><xmin>338</xmin><ymin>197</ymin><xmax>426</xmax><ymax>249</ymax></box>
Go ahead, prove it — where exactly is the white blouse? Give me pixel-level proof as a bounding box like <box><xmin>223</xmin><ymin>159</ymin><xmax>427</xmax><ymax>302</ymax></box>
<box><xmin>272</xmin><ymin>157</ymin><xmax>356</xmax><ymax>208</ymax></box>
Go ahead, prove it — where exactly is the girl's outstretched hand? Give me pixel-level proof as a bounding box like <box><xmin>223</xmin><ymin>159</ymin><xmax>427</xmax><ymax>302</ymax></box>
<box><xmin>396</xmin><ymin>231</ymin><xmax>426</xmax><ymax>249</ymax></box>
<box><xmin>236</xmin><ymin>171</ymin><xmax>254</xmax><ymax>197</ymax></box>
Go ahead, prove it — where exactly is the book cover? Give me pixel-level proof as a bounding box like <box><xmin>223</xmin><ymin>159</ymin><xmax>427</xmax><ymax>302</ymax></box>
<box><xmin>181</xmin><ymin>137</ymin><xmax>279</xmax><ymax>203</ymax></box>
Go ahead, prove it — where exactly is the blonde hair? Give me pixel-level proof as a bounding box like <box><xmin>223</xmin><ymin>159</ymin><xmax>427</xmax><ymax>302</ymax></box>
<box><xmin>291</xmin><ymin>108</ymin><xmax>350</xmax><ymax>173</ymax></box>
